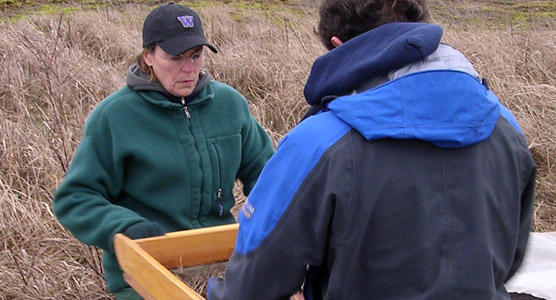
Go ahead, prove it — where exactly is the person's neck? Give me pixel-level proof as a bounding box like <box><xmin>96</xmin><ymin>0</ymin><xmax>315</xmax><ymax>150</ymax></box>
<box><xmin>163</xmin><ymin>92</ymin><xmax>198</xmax><ymax>104</ymax></box>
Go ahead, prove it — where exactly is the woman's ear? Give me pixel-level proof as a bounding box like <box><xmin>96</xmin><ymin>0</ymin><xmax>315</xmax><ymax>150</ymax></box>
<box><xmin>331</xmin><ymin>36</ymin><xmax>344</xmax><ymax>48</ymax></box>
<box><xmin>143</xmin><ymin>50</ymin><xmax>153</xmax><ymax>67</ymax></box>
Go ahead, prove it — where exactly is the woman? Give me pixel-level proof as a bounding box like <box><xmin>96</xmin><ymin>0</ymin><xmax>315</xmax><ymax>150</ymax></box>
<box><xmin>53</xmin><ymin>3</ymin><xmax>274</xmax><ymax>299</ymax></box>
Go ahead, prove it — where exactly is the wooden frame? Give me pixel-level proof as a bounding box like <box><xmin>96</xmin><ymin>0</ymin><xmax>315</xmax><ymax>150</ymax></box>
<box><xmin>113</xmin><ymin>223</ymin><xmax>239</xmax><ymax>300</ymax></box>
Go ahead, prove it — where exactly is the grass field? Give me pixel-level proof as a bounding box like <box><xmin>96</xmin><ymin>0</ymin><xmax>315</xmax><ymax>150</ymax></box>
<box><xmin>1</xmin><ymin>0</ymin><xmax>555</xmax><ymax>299</ymax></box>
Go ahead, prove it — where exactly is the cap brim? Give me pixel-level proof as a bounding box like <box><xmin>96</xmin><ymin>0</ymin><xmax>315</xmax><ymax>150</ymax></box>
<box><xmin>158</xmin><ymin>34</ymin><xmax>218</xmax><ymax>56</ymax></box>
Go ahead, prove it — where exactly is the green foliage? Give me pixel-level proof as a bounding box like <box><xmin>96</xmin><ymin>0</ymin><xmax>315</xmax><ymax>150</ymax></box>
<box><xmin>38</xmin><ymin>4</ymin><xmax>79</xmax><ymax>14</ymax></box>
<box><xmin>429</xmin><ymin>0</ymin><xmax>556</xmax><ymax>29</ymax></box>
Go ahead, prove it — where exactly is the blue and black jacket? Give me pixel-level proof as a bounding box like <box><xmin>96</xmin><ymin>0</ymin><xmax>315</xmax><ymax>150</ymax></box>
<box><xmin>208</xmin><ymin>23</ymin><xmax>536</xmax><ymax>300</ymax></box>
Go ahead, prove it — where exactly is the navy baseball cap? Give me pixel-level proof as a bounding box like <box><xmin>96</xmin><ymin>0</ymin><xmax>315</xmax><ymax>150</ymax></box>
<box><xmin>142</xmin><ymin>2</ymin><xmax>218</xmax><ymax>56</ymax></box>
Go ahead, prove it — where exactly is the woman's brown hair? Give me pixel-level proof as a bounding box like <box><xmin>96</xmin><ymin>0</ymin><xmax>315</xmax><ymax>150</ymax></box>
<box><xmin>135</xmin><ymin>45</ymin><xmax>157</xmax><ymax>82</ymax></box>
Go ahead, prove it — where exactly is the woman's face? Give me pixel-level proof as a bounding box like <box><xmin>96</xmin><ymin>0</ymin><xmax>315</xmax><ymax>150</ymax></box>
<box><xmin>143</xmin><ymin>45</ymin><xmax>205</xmax><ymax>98</ymax></box>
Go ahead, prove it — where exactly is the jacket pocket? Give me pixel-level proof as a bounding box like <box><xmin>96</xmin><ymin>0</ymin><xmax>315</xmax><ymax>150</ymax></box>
<box><xmin>206</xmin><ymin>134</ymin><xmax>241</xmax><ymax>220</ymax></box>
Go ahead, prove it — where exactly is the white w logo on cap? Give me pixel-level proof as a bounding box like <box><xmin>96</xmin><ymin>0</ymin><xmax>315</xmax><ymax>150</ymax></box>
<box><xmin>177</xmin><ymin>15</ymin><xmax>194</xmax><ymax>28</ymax></box>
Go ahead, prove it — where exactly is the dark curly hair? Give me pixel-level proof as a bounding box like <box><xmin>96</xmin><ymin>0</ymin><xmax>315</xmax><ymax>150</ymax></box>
<box><xmin>317</xmin><ymin>0</ymin><xmax>431</xmax><ymax>50</ymax></box>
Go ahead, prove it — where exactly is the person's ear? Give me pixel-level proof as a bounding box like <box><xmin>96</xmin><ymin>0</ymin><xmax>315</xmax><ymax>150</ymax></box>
<box><xmin>143</xmin><ymin>50</ymin><xmax>153</xmax><ymax>67</ymax></box>
<box><xmin>331</xmin><ymin>36</ymin><xmax>344</xmax><ymax>48</ymax></box>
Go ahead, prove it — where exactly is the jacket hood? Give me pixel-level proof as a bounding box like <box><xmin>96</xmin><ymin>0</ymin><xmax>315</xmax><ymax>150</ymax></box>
<box><xmin>126</xmin><ymin>64</ymin><xmax>166</xmax><ymax>94</ymax></box>
<box><xmin>125</xmin><ymin>64</ymin><xmax>212</xmax><ymax>104</ymax></box>
<box><xmin>304</xmin><ymin>22</ymin><xmax>503</xmax><ymax>148</ymax></box>
<box><xmin>304</xmin><ymin>22</ymin><xmax>443</xmax><ymax>105</ymax></box>
<box><xmin>329</xmin><ymin>70</ymin><xmax>501</xmax><ymax>148</ymax></box>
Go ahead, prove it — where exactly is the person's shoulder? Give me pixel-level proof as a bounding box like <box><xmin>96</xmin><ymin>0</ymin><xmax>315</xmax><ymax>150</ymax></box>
<box><xmin>206</xmin><ymin>80</ymin><xmax>250</xmax><ymax>114</ymax></box>
<box><xmin>208</xmin><ymin>80</ymin><xmax>245</xmax><ymax>99</ymax></box>
<box><xmin>96</xmin><ymin>86</ymin><xmax>137</xmax><ymax>109</ymax></box>
<box><xmin>280</xmin><ymin>111</ymin><xmax>352</xmax><ymax>151</ymax></box>
<box><xmin>296</xmin><ymin>111</ymin><xmax>350</xmax><ymax>134</ymax></box>
<box><xmin>86</xmin><ymin>86</ymin><xmax>137</xmax><ymax>123</ymax></box>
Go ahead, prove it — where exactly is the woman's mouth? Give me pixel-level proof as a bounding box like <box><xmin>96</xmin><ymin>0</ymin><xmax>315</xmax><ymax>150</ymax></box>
<box><xmin>178</xmin><ymin>80</ymin><xmax>194</xmax><ymax>86</ymax></box>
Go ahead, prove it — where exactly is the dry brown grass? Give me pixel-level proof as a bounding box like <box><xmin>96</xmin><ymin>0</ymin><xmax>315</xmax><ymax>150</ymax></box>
<box><xmin>1</xmin><ymin>1</ymin><xmax>554</xmax><ymax>299</ymax></box>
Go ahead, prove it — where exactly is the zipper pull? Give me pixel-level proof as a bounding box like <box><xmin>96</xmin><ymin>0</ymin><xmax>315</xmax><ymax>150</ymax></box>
<box><xmin>217</xmin><ymin>188</ymin><xmax>223</xmax><ymax>217</ymax></box>
<box><xmin>180</xmin><ymin>97</ymin><xmax>191</xmax><ymax>118</ymax></box>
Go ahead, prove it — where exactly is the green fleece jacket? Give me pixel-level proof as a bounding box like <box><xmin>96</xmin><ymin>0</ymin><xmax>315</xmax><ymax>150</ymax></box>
<box><xmin>53</xmin><ymin>66</ymin><xmax>274</xmax><ymax>293</ymax></box>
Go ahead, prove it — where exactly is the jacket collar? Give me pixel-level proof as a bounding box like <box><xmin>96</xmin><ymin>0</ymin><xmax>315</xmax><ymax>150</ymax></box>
<box><xmin>303</xmin><ymin>22</ymin><xmax>443</xmax><ymax>106</ymax></box>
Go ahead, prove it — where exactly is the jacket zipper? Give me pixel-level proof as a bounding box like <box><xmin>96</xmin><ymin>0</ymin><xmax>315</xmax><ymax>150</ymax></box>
<box><xmin>181</xmin><ymin>97</ymin><xmax>191</xmax><ymax>119</ymax></box>
<box><xmin>213</xmin><ymin>144</ymin><xmax>224</xmax><ymax>218</ymax></box>
<box><xmin>217</xmin><ymin>188</ymin><xmax>223</xmax><ymax>217</ymax></box>
<box><xmin>180</xmin><ymin>97</ymin><xmax>205</xmax><ymax>219</ymax></box>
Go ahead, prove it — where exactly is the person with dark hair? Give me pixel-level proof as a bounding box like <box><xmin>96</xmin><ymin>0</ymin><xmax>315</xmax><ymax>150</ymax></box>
<box><xmin>52</xmin><ymin>3</ymin><xmax>274</xmax><ymax>300</ymax></box>
<box><xmin>206</xmin><ymin>0</ymin><xmax>536</xmax><ymax>299</ymax></box>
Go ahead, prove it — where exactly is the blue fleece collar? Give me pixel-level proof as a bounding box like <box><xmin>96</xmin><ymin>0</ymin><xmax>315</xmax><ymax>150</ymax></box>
<box><xmin>304</xmin><ymin>23</ymin><xmax>443</xmax><ymax>105</ymax></box>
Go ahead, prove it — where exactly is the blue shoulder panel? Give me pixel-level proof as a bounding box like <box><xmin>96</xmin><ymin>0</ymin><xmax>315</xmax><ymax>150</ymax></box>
<box><xmin>499</xmin><ymin>102</ymin><xmax>524</xmax><ymax>135</ymax></box>
<box><xmin>329</xmin><ymin>71</ymin><xmax>502</xmax><ymax>148</ymax></box>
<box><xmin>235</xmin><ymin>112</ymin><xmax>351</xmax><ymax>254</ymax></box>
